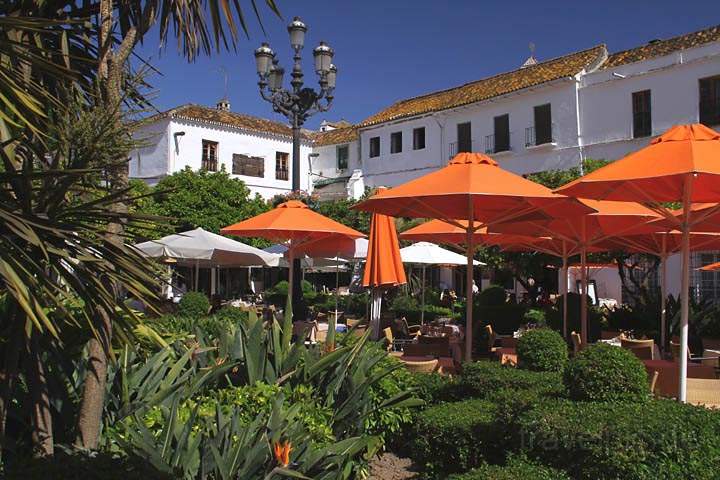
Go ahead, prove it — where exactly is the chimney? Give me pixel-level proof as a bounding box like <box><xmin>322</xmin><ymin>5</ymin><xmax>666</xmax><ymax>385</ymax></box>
<box><xmin>521</xmin><ymin>42</ymin><xmax>537</xmax><ymax>69</ymax></box>
<box><xmin>216</xmin><ymin>98</ymin><xmax>230</xmax><ymax>112</ymax></box>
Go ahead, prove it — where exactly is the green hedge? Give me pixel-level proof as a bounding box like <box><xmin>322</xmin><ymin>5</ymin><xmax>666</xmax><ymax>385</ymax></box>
<box><xmin>515</xmin><ymin>398</ymin><xmax>720</xmax><ymax>480</ymax></box>
<box><xmin>476</xmin><ymin>305</ymin><xmax>527</xmax><ymax>335</ymax></box>
<box><xmin>564</xmin><ymin>343</ymin><xmax>649</xmax><ymax>402</ymax></box>
<box><xmin>448</xmin><ymin>455</ymin><xmax>570</xmax><ymax>480</ymax></box>
<box><xmin>459</xmin><ymin>361</ymin><xmax>564</xmax><ymax>400</ymax></box>
<box><xmin>177</xmin><ymin>291</ymin><xmax>210</xmax><ymax>317</ymax></box>
<box><xmin>410</xmin><ymin>399</ymin><xmax>499</xmax><ymax>478</ymax></box>
<box><xmin>411</xmin><ymin>372</ymin><xmax>461</xmax><ymax>405</ymax></box>
<box><xmin>517</xmin><ymin>328</ymin><xmax>568</xmax><ymax>372</ymax></box>
<box><xmin>477</xmin><ymin>285</ymin><xmax>507</xmax><ymax>307</ymax></box>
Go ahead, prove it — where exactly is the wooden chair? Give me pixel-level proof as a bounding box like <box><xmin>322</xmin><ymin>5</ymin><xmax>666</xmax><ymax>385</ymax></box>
<box><xmin>485</xmin><ymin>324</ymin><xmax>499</xmax><ymax>354</ymax></box>
<box><xmin>601</xmin><ymin>330</ymin><xmax>621</xmax><ymax>340</ymax></box>
<box><xmin>383</xmin><ymin>327</ymin><xmax>407</xmax><ymax>355</ymax></box>
<box><xmin>400</xmin><ymin>358</ymin><xmax>439</xmax><ymax>374</ymax></box>
<box><xmin>649</xmin><ymin>370</ymin><xmax>660</xmax><ymax>396</ymax></box>
<box><xmin>628</xmin><ymin>345</ymin><xmax>654</xmax><ymax>360</ymax></box>
<box><xmin>670</xmin><ymin>341</ymin><xmax>719</xmax><ymax>365</ymax></box>
<box><xmin>687</xmin><ymin>378</ymin><xmax>720</xmax><ymax>408</ymax></box>
<box><xmin>403</xmin><ymin>342</ymin><xmax>450</xmax><ymax>358</ymax></box>
<box><xmin>571</xmin><ymin>331</ymin><xmax>583</xmax><ymax>355</ymax></box>
<box><xmin>620</xmin><ymin>338</ymin><xmax>655</xmax><ymax>360</ymax></box>
<box><xmin>500</xmin><ymin>337</ymin><xmax>518</xmax><ymax>349</ymax></box>
<box><xmin>401</xmin><ymin>317</ymin><xmax>422</xmax><ymax>337</ymax></box>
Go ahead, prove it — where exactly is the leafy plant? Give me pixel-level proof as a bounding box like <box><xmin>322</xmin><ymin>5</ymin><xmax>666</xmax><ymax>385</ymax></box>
<box><xmin>517</xmin><ymin>329</ymin><xmax>568</xmax><ymax>372</ymax></box>
<box><xmin>458</xmin><ymin>361</ymin><xmax>564</xmax><ymax>400</ymax></box>
<box><xmin>564</xmin><ymin>343</ymin><xmax>649</xmax><ymax>402</ymax></box>
<box><xmin>177</xmin><ymin>292</ymin><xmax>211</xmax><ymax>318</ymax></box>
<box><xmin>448</xmin><ymin>455</ymin><xmax>570</xmax><ymax>480</ymax></box>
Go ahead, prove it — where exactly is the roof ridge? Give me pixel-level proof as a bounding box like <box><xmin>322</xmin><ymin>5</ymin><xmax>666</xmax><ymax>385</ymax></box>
<box><xmin>608</xmin><ymin>23</ymin><xmax>720</xmax><ymax>60</ymax></box>
<box><xmin>172</xmin><ymin>103</ymin><xmax>291</xmax><ymax>128</ymax></box>
<box><xmin>381</xmin><ymin>44</ymin><xmax>606</xmax><ymax>109</ymax></box>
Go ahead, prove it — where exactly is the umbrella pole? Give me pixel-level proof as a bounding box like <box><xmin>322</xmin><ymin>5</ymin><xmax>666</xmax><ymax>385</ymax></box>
<box><xmin>465</xmin><ymin>200</ymin><xmax>475</xmax><ymax>363</ymax></box>
<box><xmin>288</xmin><ymin>246</ymin><xmax>295</xmax><ymax>318</ymax></box>
<box><xmin>660</xmin><ymin>235</ymin><xmax>668</xmax><ymax>354</ymax></box>
<box><xmin>580</xmin><ymin>218</ymin><xmax>588</xmax><ymax>346</ymax></box>
<box><xmin>562</xmin><ymin>240</ymin><xmax>568</xmax><ymax>340</ymax></box>
<box><xmin>194</xmin><ymin>259</ymin><xmax>199</xmax><ymax>292</ymax></box>
<box><xmin>679</xmin><ymin>183</ymin><xmax>692</xmax><ymax>403</ymax></box>
<box><xmin>421</xmin><ymin>265</ymin><xmax>426</xmax><ymax>325</ymax></box>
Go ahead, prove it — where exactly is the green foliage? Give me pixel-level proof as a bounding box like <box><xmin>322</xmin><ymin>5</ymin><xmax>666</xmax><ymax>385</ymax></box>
<box><xmin>410</xmin><ymin>399</ymin><xmax>498</xmax><ymax>478</ymax></box>
<box><xmin>270</xmin><ymin>190</ymin><xmax>371</xmax><ymax>234</ymax></box>
<box><xmin>517</xmin><ymin>329</ymin><xmax>568</xmax><ymax>372</ymax></box>
<box><xmin>389</xmin><ymin>294</ymin><xmax>456</xmax><ymax>323</ymax></box>
<box><xmin>5</xmin><ymin>445</ymin><xmax>173</xmax><ymax>480</ymax></box>
<box><xmin>564</xmin><ymin>343</ymin><xmax>649</xmax><ymax>402</ymax></box>
<box><xmin>527</xmin><ymin>158</ymin><xmax>609</xmax><ymax>189</ymax></box>
<box><xmin>523</xmin><ymin>308</ymin><xmax>547</xmax><ymax>326</ymax></box>
<box><xmin>131</xmin><ymin>167</ymin><xmax>270</xmax><ymax>244</ymax></box>
<box><xmin>477</xmin><ymin>285</ymin><xmax>507</xmax><ymax>307</ymax></box>
<box><xmin>546</xmin><ymin>293</ymin><xmax>603</xmax><ymax>341</ymax></box>
<box><xmin>458</xmin><ymin>361</ymin><xmax>564</xmax><ymax>400</ymax></box>
<box><xmin>448</xmin><ymin>455</ymin><xmax>570</xmax><ymax>480</ymax></box>
<box><xmin>410</xmin><ymin>372</ymin><xmax>461</xmax><ymax>406</ymax></box>
<box><xmin>473</xmin><ymin>305</ymin><xmax>527</xmax><ymax>335</ymax></box>
<box><xmin>214</xmin><ymin>306</ymin><xmax>250</xmax><ymax>325</ymax></box>
<box><xmin>177</xmin><ymin>291</ymin><xmax>210</xmax><ymax>318</ymax></box>
<box><xmin>515</xmin><ymin>398</ymin><xmax>720</xmax><ymax>480</ymax></box>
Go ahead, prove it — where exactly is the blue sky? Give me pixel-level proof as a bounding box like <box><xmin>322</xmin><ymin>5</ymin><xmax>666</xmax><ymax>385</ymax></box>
<box><xmin>135</xmin><ymin>0</ymin><xmax>719</xmax><ymax>129</ymax></box>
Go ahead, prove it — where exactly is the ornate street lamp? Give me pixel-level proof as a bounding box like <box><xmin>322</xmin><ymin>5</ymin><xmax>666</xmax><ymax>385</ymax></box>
<box><xmin>255</xmin><ymin>17</ymin><xmax>336</xmax><ymax>314</ymax></box>
<box><xmin>255</xmin><ymin>16</ymin><xmax>336</xmax><ymax>192</ymax></box>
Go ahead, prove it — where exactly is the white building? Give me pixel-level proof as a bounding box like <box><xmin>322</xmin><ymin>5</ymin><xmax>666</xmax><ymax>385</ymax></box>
<box><xmin>130</xmin><ymin>101</ymin><xmax>314</xmax><ymax>199</ymax></box>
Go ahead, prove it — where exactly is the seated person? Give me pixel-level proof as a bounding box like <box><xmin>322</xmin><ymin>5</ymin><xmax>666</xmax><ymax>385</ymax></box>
<box><xmin>392</xmin><ymin>316</ymin><xmax>412</xmax><ymax>340</ymax></box>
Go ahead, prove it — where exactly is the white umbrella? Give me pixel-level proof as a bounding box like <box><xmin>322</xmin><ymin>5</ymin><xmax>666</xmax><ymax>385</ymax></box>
<box><xmin>400</xmin><ymin>242</ymin><xmax>484</xmax><ymax>324</ymax></box>
<box><xmin>135</xmin><ymin>228</ymin><xmax>280</xmax><ymax>291</ymax></box>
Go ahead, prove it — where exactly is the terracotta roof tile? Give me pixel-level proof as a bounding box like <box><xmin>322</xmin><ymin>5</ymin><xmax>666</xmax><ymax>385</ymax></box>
<box><xmin>157</xmin><ymin>104</ymin><xmax>312</xmax><ymax>140</ymax></box>
<box><xmin>312</xmin><ymin>126</ymin><xmax>359</xmax><ymax>146</ymax></box>
<box><xmin>359</xmin><ymin>45</ymin><xmax>607</xmax><ymax>127</ymax></box>
<box><xmin>604</xmin><ymin>24</ymin><xmax>720</xmax><ymax>68</ymax></box>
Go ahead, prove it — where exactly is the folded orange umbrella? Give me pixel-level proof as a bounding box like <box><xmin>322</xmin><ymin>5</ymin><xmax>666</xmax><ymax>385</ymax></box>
<box><xmin>699</xmin><ymin>261</ymin><xmax>720</xmax><ymax>272</ymax></box>
<box><xmin>556</xmin><ymin>123</ymin><xmax>720</xmax><ymax>402</ymax></box>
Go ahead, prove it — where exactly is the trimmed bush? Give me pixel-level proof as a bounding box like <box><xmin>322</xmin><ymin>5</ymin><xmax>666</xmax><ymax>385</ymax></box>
<box><xmin>448</xmin><ymin>455</ymin><xmax>570</xmax><ymax>480</ymax></box>
<box><xmin>564</xmin><ymin>343</ymin><xmax>649</xmax><ymax>402</ymax></box>
<box><xmin>459</xmin><ymin>361</ymin><xmax>564</xmax><ymax>399</ymax></box>
<box><xmin>477</xmin><ymin>285</ymin><xmax>507</xmax><ymax>307</ymax></box>
<box><xmin>515</xmin><ymin>398</ymin><xmax>720</xmax><ymax>480</ymax></box>
<box><xmin>411</xmin><ymin>372</ymin><xmax>461</xmax><ymax>405</ymax></box>
<box><xmin>177</xmin><ymin>291</ymin><xmax>210</xmax><ymax>317</ymax></box>
<box><xmin>214</xmin><ymin>305</ymin><xmax>249</xmax><ymax>325</ymax></box>
<box><xmin>523</xmin><ymin>308</ymin><xmax>547</xmax><ymax>327</ymax></box>
<box><xmin>410</xmin><ymin>399</ymin><xmax>498</xmax><ymax>478</ymax></box>
<box><xmin>517</xmin><ymin>328</ymin><xmax>568</xmax><ymax>372</ymax></box>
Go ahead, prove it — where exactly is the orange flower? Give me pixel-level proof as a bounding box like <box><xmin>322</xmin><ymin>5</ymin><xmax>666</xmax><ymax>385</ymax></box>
<box><xmin>273</xmin><ymin>440</ymin><xmax>292</xmax><ymax>467</ymax></box>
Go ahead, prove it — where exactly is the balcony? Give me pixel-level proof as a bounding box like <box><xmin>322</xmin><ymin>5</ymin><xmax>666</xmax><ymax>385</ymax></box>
<box><xmin>275</xmin><ymin>169</ymin><xmax>289</xmax><ymax>181</ymax></box>
<box><xmin>449</xmin><ymin>140</ymin><xmax>474</xmax><ymax>160</ymax></box>
<box><xmin>525</xmin><ymin>124</ymin><xmax>556</xmax><ymax>148</ymax></box>
<box><xmin>484</xmin><ymin>134</ymin><xmax>512</xmax><ymax>155</ymax></box>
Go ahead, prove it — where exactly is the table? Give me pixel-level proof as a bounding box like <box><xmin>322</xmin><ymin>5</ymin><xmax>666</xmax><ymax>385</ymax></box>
<box><xmin>599</xmin><ymin>338</ymin><xmax>661</xmax><ymax>360</ymax></box>
<box><xmin>642</xmin><ymin>359</ymin><xmax>716</xmax><ymax>397</ymax></box>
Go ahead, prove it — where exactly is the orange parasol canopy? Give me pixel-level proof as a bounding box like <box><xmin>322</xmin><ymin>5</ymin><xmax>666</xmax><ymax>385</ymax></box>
<box><xmin>557</xmin><ymin>124</ymin><xmax>720</xmax><ymax>203</ymax></box>
<box><xmin>700</xmin><ymin>261</ymin><xmax>720</xmax><ymax>272</ymax></box>
<box><xmin>555</xmin><ymin>123</ymin><xmax>720</xmax><ymax>403</ymax></box>
<box><xmin>363</xmin><ymin>209</ymin><xmax>406</xmax><ymax>288</ymax></box>
<box><xmin>355</xmin><ymin>152</ymin><xmax>594</xmax><ymax>223</ymax></box>
<box><xmin>221</xmin><ymin>200</ymin><xmax>364</xmax><ymax>243</ymax></box>
<box><xmin>400</xmin><ymin>219</ymin><xmax>541</xmax><ymax>248</ymax></box>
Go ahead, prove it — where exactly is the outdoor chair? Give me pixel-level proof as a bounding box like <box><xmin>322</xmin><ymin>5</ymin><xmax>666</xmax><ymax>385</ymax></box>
<box><xmin>383</xmin><ymin>327</ymin><xmax>408</xmax><ymax>355</ymax></box>
<box><xmin>601</xmin><ymin>330</ymin><xmax>622</xmax><ymax>340</ymax></box>
<box><xmin>621</xmin><ymin>338</ymin><xmax>655</xmax><ymax>360</ymax></box>
<box><xmin>571</xmin><ymin>331</ymin><xmax>583</xmax><ymax>355</ymax></box>
<box><xmin>403</xmin><ymin>342</ymin><xmax>450</xmax><ymax>358</ymax></box>
<box><xmin>400</xmin><ymin>358</ymin><xmax>439</xmax><ymax>374</ymax></box>
<box><xmin>670</xmin><ymin>341</ymin><xmax>719</xmax><ymax>366</ymax></box>
<box><xmin>485</xmin><ymin>324</ymin><xmax>500</xmax><ymax>355</ymax></box>
<box><xmin>687</xmin><ymin>378</ymin><xmax>720</xmax><ymax>408</ymax></box>
<box><xmin>499</xmin><ymin>337</ymin><xmax>518</xmax><ymax>349</ymax></box>
<box><xmin>628</xmin><ymin>345</ymin><xmax>654</xmax><ymax>360</ymax></box>
<box><xmin>649</xmin><ymin>370</ymin><xmax>660</xmax><ymax>396</ymax></box>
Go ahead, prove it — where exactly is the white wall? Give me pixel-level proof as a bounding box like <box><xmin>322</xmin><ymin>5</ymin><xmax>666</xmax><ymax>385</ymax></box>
<box><xmin>311</xmin><ymin>140</ymin><xmax>360</xmax><ymax>180</ymax></box>
<box><xmin>130</xmin><ymin>117</ymin><xmax>313</xmax><ymax>199</ymax></box>
<box><xmin>131</xmin><ymin>118</ymin><xmax>170</xmax><ymax>182</ymax></box>
<box><xmin>580</xmin><ymin>42</ymin><xmax>720</xmax><ymax>162</ymax></box>
<box><xmin>357</xmin><ymin>78</ymin><xmax>584</xmax><ymax>189</ymax></box>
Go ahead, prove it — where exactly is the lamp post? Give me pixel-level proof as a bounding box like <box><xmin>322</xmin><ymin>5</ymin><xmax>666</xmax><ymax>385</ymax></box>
<box><xmin>254</xmin><ymin>17</ymin><xmax>336</xmax><ymax>315</ymax></box>
<box><xmin>254</xmin><ymin>16</ymin><xmax>336</xmax><ymax>192</ymax></box>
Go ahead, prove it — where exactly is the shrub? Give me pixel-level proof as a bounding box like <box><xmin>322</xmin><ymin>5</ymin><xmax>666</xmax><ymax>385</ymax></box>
<box><xmin>564</xmin><ymin>343</ymin><xmax>649</xmax><ymax>402</ymax></box>
<box><xmin>410</xmin><ymin>399</ymin><xmax>498</xmax><ymax>478</ymax></box>
<box><xmin>155</xmin><ymin>313</ymin><xmax>234</xmax><ymax>339</ymax></box>
<box><xmin>523</xmin><ymin>308</ymin><xmax>547</xmax><ymax>327</ymax></box>
<box><xmin>177</xmin><ymin>291</ymin><xmax>210</xmax><ymax>317</ymax></box>
<box><xmin>517</xmin><ymin>328</ymin><xmax>568</xmax><ymax>372</ymax></box>
<box><xmin>475</xmin><ymin>305</ymin><xmax>527</xmax><ymax>335</ymax></box>
<box><xmin>6</xmin><ymin>446</ymin><xmax>173</xmax><ymax>480</ymax></box>
<box><xmin>515</xmin><ymin>398</ymin><xmax>720</xmax><ymax>480</ymax></box>
<box><xmin>448</xmin><ymin>455</ymin><xmax>570</xmax><ymax>480</ymax></box>
<box><xmin>411</xmin><ymin>372</ymin><xmax>461</xmax><ymax>405</ymax></box>
<box><xmin>214</xmin><ymin>305</ymin><xmax>249</xmax><ymax>325</ymax></box>
<box><xmin>477</xmin><ymin>285</ymin><xmax>507</xmax><ymax>307</ymax></box>
<box><xmin>546</xmin><ymin>293</ymin><xmax>602</xmax><ymax>341</ymax></box>
<box><xmin>459</xmin><ymin>361</ymin><xmax>564</xmax><ymax>399</ymax></box>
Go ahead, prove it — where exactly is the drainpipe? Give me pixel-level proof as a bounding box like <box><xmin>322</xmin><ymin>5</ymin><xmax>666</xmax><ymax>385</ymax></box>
<box><xmin>432</xmin><ymin>114</ymin><xmax>446</xmax><ymax>166</ymax></box>
<box><xmin>574</xmin><ymin>75</ymin><xmax>585</xmax><ymax>176</ymax></box>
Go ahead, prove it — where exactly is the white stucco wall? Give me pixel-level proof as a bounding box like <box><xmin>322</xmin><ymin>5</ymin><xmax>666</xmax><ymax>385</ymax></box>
<box><xmin>311</xmin><ymin>140</ymin><xmax>360</xmax><ymax>180</ymax></box>
<box><xmin>131</xmin><ymin>118</ymin><xmax>170</xmax><ymax>182</ymax></box>
<box><xmin>130</xmin><ymin>117</ymin><xmax>312</xmax><ymax>199</ymax></box>
<box><xmin>580</xmin><ymin>42</ymin><xmax>720</xmax><ymax>162</ymax></box>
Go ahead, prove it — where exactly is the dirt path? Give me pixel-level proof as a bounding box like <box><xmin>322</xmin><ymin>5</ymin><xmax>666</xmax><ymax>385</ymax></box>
<box><xmin>368</xmin><ymin>452</ymin><xmax>419</xmax><ymax>479</ymax></box>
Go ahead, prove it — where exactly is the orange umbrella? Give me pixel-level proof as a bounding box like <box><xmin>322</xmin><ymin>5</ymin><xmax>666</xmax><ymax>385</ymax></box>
<box><xmin>362</xmin><ymin>190</ymin><xmax>406</xmax><ymax>338</ymax></box>
<box><xmin>556</xmin><ymin>123</ymin><xmax>720</xmax><ymax>402</ymax></box>
<box><xmin>221</xmin><ymin>200</ymin><xmax>364</xmax><ymax>318</ymax></box>
<box><xmin>597</xmin><ymin>230</ymin><xmax>720</xmax><ymax>350</ymax></box>
<box><xmin>491</xmin><ymin>199</ymin><xmax>661</xmax><ymax>344</ymax></box>
<box><xmin>699</xmin><ymin>261</ymin><xmax>720</xmax><ymax>272</ymax></box>
<box><xmin>356</xmin><ymin>152</ymin><xmax>593</xmax><ymax>360</ymax></box>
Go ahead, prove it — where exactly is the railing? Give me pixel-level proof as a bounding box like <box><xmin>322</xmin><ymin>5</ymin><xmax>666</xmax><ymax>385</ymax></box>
<box><xmin>275</xmin><ymin>168</ymin><xmax>289</xmax><ymax>181</ymax></box>
<box><xmin>449</xmin><ymin>140</ymin><xmax>474</xmax><ymax>159</ymax></box>
<box><xmin>484</xmin><ymin>134</ymin><xmax>511</xmax><ymax>154</ymax></box>
<box><xmin>525</xmin><ymin>123</ymin><xmax>556</xmax><ymax>148</ymax></box>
